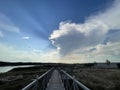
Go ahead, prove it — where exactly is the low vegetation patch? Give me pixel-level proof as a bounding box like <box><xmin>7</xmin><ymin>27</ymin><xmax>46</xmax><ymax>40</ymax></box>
<box><xmin>72</xmin><ymin>68</ymin><xmax>120</xmax><ymax>90</ymax></box>
<box><xmin>0</xmin><ymin>65</ymin><xmax>51</xmax><ymax>90</ymax></box>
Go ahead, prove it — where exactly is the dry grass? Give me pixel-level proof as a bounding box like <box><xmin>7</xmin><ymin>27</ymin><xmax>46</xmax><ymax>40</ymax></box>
<box><xmin>0</xmin><ymin>66</ymin><xmax>50</xmax><ymax>90</ymax></box>
<box><xmin>73</xmin><ymin>69</ymin><xmax>120</xmax><ymax>90</ymax></box>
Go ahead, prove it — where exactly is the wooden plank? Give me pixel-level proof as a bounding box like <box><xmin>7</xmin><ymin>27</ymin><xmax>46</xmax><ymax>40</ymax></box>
<box><xmin>46</xmin><ymin>70</ymin><xmax>64</xmax><ymax>90</ymax></box>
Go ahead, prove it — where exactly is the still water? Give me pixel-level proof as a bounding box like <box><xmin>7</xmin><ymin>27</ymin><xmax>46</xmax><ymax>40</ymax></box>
<box><xmin>0</xmin><ymin>65</ymin><xmax>35</xmax><ymax>73</ymax></box>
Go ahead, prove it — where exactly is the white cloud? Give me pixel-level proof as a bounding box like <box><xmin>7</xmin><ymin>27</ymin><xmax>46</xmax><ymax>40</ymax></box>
<box><xmin>0</xmin><ymin>43</ymin><xmax>59</xmax><ymax>63</ymax></box>
<box><xmin>106</xmin><ymin>30</ymin><xmax>120</xmax><ymax>43</ymax></box>
<box><xmin>50</xmin><ymin>21</ymin><xmax>108</xmax><ymax>55</ymax></box>
<box><xmin>49</xmin><ymin>0</ymin><xmax>120</xmax><ymax>58</ymax></box>
<box><xmin>22</xmin><ymin>36</ymin><xmax>30</xmax><ymax>40</ymax></box>
<box><xmin>58</xmin><ymin>42</ymin><xmax>120</xmax><ymax>63</ymax></box>
<box><xmin>91</xmin><ymin>0</ymin><xmax>120</xmax><ymax>30</ymax></box>
<box><xmin>88</xmin><ymin>42</ymin><xmax>120</xmax><ymax>62</ymax></box>
<box><xmin>0</xmin><ymin>13</ymin><xmax>20</xmax><ymax>33</ymax></box>
<box><xmin>95</xmin><ymin>42</ymin><xmax>120</xmax><ymax>56</ymax></box>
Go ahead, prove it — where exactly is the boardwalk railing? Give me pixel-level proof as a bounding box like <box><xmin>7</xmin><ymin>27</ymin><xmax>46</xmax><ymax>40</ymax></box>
<box><xmin>21</xmin><ymin>67</ymin><xmax>54</xmax><ymax>90</ymax></box>
<box><xmin>59</xmin><ymin>69</ymin><xmax>90</xmax><ymax>90</ymax></box>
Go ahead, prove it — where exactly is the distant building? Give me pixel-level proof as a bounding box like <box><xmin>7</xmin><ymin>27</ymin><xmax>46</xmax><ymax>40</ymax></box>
<box><xmin>94</xmin><ymin>63</ymin><xmax>118</xmax><ymax>68</ymax></box>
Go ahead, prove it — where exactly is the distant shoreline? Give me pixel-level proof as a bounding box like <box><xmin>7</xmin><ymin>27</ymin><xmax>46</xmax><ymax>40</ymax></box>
<box><xmin>0</xmin><ymin>61</ymin><xmax>46</xmax><ymax>66</ymax></box>
<box><xmin>0</xmin><ymin>61</ymin><xmax>120</xmax><ymax>69</ymax></box>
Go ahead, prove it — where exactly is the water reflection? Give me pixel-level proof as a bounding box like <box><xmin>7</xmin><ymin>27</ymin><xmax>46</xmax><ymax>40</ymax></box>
<box><xmin>0</xmin><ymin>65</ymin><xmax>34</xmax><ymax>73</ymax></box>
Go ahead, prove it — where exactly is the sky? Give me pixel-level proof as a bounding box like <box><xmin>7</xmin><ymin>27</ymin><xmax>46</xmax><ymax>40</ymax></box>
<box><xmin>0</xmin><ymin>0</ymin><xmax>120</xmax><ymax>63</ymax></box>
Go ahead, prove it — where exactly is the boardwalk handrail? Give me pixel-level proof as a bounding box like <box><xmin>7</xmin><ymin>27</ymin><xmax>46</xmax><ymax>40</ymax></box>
<box><xmin>21</xmin><ymin>67</ymin><xmax>54</xmax><ymax>90</ymax></box>
<box><xmin>60</xmin><ymin>69</ymin><xmax>90</xmax><ymax>90</ymax></box>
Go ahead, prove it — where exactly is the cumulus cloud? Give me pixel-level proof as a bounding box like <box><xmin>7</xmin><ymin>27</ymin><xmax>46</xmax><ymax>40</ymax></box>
<box><xmin>50</xmin><ymin>21</ymin><xmax>108</xmax><ymax>55</ymax></box>
<box><xmin>106</xmin><ymin>30</ymin><xmax>120</xmax><ymax>43</ymax></box>
<box><xmin>95</xmin><ymin>42</ymin><xmax>120</xmax><ymax>56</ymax></box>
<box><xmin>49</xmin><ymin>0</ymin><xmax>120</xmax><ymax>56</ymax></box>
<box><xmin>58</xmin><ymin>42</ymin><xmax>120</xmax><ymax>63</ymax></box>
<box><xmin>91</xmin><ymin>0</ymin><xmax>120</xmax><ymax>30</ymax></box>
<box><xmin>88</xmin><ymin>42</ymin><xmax>120</xmax><ymax>62</ymax></box>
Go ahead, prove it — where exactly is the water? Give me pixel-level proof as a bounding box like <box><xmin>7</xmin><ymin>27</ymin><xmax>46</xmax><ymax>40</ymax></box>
<box><xmin>0</xmin><ymin>65</ymin><xmax>35</xmax><ymax>73</ymax></box>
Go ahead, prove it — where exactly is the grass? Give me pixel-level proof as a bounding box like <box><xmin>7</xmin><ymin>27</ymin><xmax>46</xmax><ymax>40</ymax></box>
<box><xmin>1</xmin><ymin>64</ymin><xmax>120</xmax><ymax>90</ymax></box>
<box><xmin>70</xmin><ymin>68</ymin><xmax>120</xmax><ymax>90</ymax></box>
<box><xmin>0</xmin><ymin>65</ymin><xmax>51</xmax><ymax>90</ymax></box>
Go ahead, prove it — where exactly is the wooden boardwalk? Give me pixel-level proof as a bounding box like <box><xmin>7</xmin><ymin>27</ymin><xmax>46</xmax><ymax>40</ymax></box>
<box><xmin>46</xmin><ymin>69</ymin><xmax>64</xmax><ymax>90</ymax></box>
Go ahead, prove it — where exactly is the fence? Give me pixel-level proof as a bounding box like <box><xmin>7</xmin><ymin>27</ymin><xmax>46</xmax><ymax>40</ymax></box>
<box><xmin>22</xmin><ymin>67</ymin><xmax>90</xmax><ymax>90</ymax></box>
<box><xmin>60</xmin><ymin>69</ymin><xmax>90</xmax><ymax>90</ymax></box>
<box><xmin>21</xmin><ymin>67</ymin><xmax>54</xmax><ymax>90</ymax></box>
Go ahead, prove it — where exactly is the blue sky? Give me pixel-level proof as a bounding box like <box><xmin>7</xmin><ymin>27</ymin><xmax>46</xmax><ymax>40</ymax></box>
<box><xmin>0</xmin><ymin>0</ymin><xmax>120</xmax><ymax>63</ymax></box>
